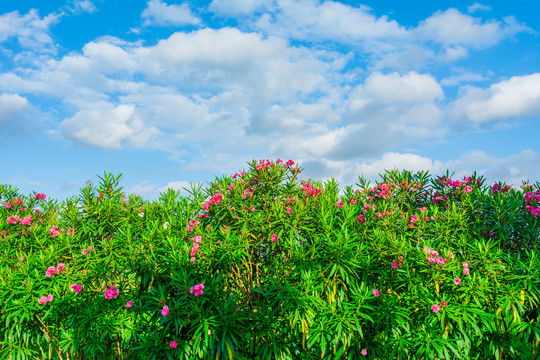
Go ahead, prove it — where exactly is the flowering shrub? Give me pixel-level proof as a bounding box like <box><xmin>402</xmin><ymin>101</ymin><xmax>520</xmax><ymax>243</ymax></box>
<box><xmin>1</xmin><ymin>164</ymin><xmax>539</xmax><ymax>359</ymax></box>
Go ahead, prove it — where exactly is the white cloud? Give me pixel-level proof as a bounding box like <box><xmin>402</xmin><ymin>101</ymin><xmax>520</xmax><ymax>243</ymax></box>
<box><xmin>416</xmin><ymin>9</ymin><xmax>530</xmax><ymax>49</ymax></box>
<box><xmin>468</xmin><ymin>2</ymin><xmax>491</xmax><ymax>13</ymax></box>
<box><xmin>0</xmin><ymin>93</ymin><xmax>29</xmax><ymax>123</ymax></box>
<box><xmin>69</xmin><ymin>0</ymin><xmax>98</xmax><ymax>14</ymax></box>
<box><xmin>209</xmin><ymin>0</ymin><xmax>274</xmax><ymax>16</ymax></box>
<box><xmin>440</xmin><ymin>70</ymin><xmax>489</xmax><ymax>86</ymax></box>
<box><xmin>0</xmin><ymin>9</ymin><xmax>60</xmax><ymax>52</ymax></box>
<box><xmin>129</xmin><ymin>181</ymin><xmax>156</xmax><ymax>197</ymax></box>
<box><xmin>58</xmin><ymin>103</ymin><xmax>160</xmax><ymax>149</ymax></box>
<box><xmin>450</xmin><ymin>73</ymin><xmax>540</xmax><ymax>123</ymax></box>
<box><xmin>253</xmin><ymin>0</ymin><xmax>407</xmax><ymax>42</ymax></box>
<box><xmin>141</xmin><ymin>0</ymin><xmax>201</xmax><ymax>27</ymax></box>
<box><xmin>341</xmin><ymin>149</ymin><xmax>540</xmax><ymax>188</ymax></box>
<box><xmin>158</xmin><ymin>180</ymin><xmax>196</xmax><ymax>194</ymax></box>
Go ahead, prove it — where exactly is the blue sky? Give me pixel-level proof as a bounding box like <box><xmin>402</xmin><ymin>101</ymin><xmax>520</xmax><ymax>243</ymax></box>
<box><xmin>1</xmin><ymin>0</ymin><xmax>539</xmax><ymax>201</ymax></box>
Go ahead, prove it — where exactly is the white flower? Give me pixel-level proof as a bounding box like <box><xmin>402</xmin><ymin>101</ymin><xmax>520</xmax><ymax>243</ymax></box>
<box><xmin>138</xmin><ymin>211</ymin><xmax>144</xmax><ymax>217</ymax></box>
<box><xmin>164</xmin><ymin>221</ymin><xmax>169</xmax><ymax>229</ymax></box>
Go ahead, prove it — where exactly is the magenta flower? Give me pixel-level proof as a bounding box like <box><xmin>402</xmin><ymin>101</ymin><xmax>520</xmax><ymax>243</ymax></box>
<box><xmin>190</xmin><ymin>284</ymin><xmax>205</xmax><ymax>296</ymax></box>
<box><xmin>162</xmin><ymin>305</ymin><xmax>169</xmax><ymax>316</ymax></box>
<box><xmin>170</xmin><ymin>340</ymin><xmax>178</xmax><ymax>348</ymax></box>
<box><xmin>45</xmin><ymin>266</ymin><xmax>57</xmax><ymax>278</ymax></box>
<box><xmin>71</xmin><ymin>284</ymin><xmax>83</xmax><ymax>293</ymax></box>
<box><xmin>286</xmin><ymin>207</ymin><xmax>292</xmax><ymax>214</ymax></box>
<box><xmin>57</xmin><ymin>263</ymin><xmax>65</xmax><ymax>272</ymax></box>
<box><xmin>373</xmin><ymin>289</ymin><xmax>379</xmax><ymax>296</ymax></box>
<box><xmin>49</xmin><ymin>225</ymin><xmax>60</xmax><ymax>237</ymax></box>
<box><xmin>125</xmin><ymin>301</ymin><xmax>132</xmax><ymax>308</ymax></box>
<box><xmin>391</xmin><ymin>262</ymin><xmax>398</xmax><ymax>269</ymax></box>
<box><xmin>453</xmin><ymin>278</ymin><xmax>461</xmax><ymax>285</ymax></box>
<box><xmin>441</xmin><ymin>301</ymin><xmax>448</xmax><ymax>306</ymax></box>
<box><xmin>82</xmin><ymin>249</ymin><xmax>87</xmax><ymax>255</ymax></box>
<box><xmin>104</xmin><ymin>286</ymin><xmax>119</xmax><ymax>299</ymax></box>
<box><xmin>47</xmin><ymin>294</ymin><xmax>54</xmax><ymax>302</ymax></box>
<box><xmin>271</xmin><ymin>234</ymin><xmax>278</xmax><ymax>242</ymax></box>
<box><xmin>463</xmin><ymin>267</ymin><xmax>470</xmax><ymax>275</ymax></box>
<box><xmin>436</xmin><ymin>257</ymin><xmax>445</xmax><ymax>265</ymax></box>
<box><xmin>431</xmin><ymin>304</ymin><xmax>440</xmax><ymax>313</ymax></box>
<box><xmin>87</xmin><ymin>246</ymin><xmax>94</xmax><ymax>252</ymax></box>
<box><xmin>38</xmin><ymin>295</ymin><xmax>48</xmax><ymax>304</ymax></box>
<box><xmin>361</xmin><ymin>348</ymin><xmax>367</xmax><ymax>356</ymax></box>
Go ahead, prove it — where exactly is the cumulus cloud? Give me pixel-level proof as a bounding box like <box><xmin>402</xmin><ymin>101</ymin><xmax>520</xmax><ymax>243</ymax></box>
<box><xmin>253</xmin><ymin>0</ymin><xmax>407</xmax><ymax>42</ymax></box>
<box><xmin>416</xmin><ymin>9</ymin><xmax>530</xmax><ymax>49</ymax></box>
<box><xmin>0</xmin><ymin>92</ymin><xmax>43</xmax><ymax>134</ymax></box>
<box><xmin>450</xmin><ymin>73</ymin><xmax>540</xmax><ymax>123</ymax></box>
<box><xmin>468</xmin><ymin>2</ymin><xmax>491</xmax><ymax>13</ymax></box>
<box><xmin>340</xmin><ymin>150</ymin><xmax>540</xmax><ymax>187</ymax></box>
<box><xmin>141</xmin><ymin>0</ymin><xmax>201</xmax><ymax>27</ymax></box>
<box><xmin>129</xmin><ymin>181</ymin><xmax>156</xmax><ymax>197</ymax></box>
<box><xmin>0</xmin><ymin>9</ymin><xmax>60</xmax><ymax>52</ymax></box>
<box><xmin>58</xmin><ymin>103</ymin><xmax>160</xmax><ymax>149</ymax></box>
<box><xmin>69</xmin><ymin>0</ymin><xmax>98</xmax><ymax>14</ymax></box>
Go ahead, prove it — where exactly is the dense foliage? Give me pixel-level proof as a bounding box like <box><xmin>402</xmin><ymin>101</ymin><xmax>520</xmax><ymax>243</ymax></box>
<box><xmin>1</xmin><ymin>159</ymin><xmax>540</xmax><ymax>359</ymax></box>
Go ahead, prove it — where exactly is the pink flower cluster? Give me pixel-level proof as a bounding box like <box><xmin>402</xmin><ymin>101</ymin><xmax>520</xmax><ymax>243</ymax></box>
<box><xmin>431</xmin><ymin>301</ymin><xmax>448</xmax><ymax>313</ymax></box>
<box><xmin>391</xmin><ymin>255</ymin><xmax>405</xmax><ymax>269</ymax></box>
<box><xmin>38</xmin><ymin>294</ymin><xmax>54</xmax><ymax>304</ymax></box>
<box><xmin>524</xmin><ymin>189</ymin><xmax>540</xmax><ymax>216</ymax></box>
<box><xmin>463</xmin><ymin>262</ymin><xmax>470</xmax><ymax>275</ymax></box>
<box><xmin>271</xmin><ymin>234</ymin><xmax>278</xmax><ymax>242</ymax></box>
<box><xmin>49</xmin><ymin>225</ymin><xmax>64</xmax><ymax>237</ymax></box>
<box><xmin>46</xmin><ymin>263</ymin><xmax>66</xmax><ymax>278</ymax></box>
<box><xmin>356</xmin><ymin>214</ymin><xmax>365</xmax><ymax>223</ymax></box>
<box><xmin>6</xmin><ymin>215</ymin><xmax>31</xmax><ymax>225</ymax></box>
<box><xmin>35</xmin><ymin>193</ymin><xmax>47</xmax><ymax>200</ymax></box>
<box><xmin>187</xmin><ymin>219</ymin><xmax>200</xmax><ymax>232</ymax></box>
<box><xmin>104</xmin><ymin>286</ymin><xmax>119</xmax><ymax>299</ymax></box>
<box><xmin>424</xmin><ymin>247</ymin><xmax>449</xmax><ymax>265</ymax></box>
<box><xmin>81</xmin><ymin>246</ymin><xmax>94</xmax><ymax>255</ymax></box>
<box><xmin>190</xmin><ymin>284</ymin><xmax>204</xmax><ymax>296</ymax></box>
<box><xmin>334</xmin><ymin>200</ymin><xmax>344</xmax><ymax>209</ymax></box>
<box><xmin>302</xmin><ymin>182</ymin><xmax>322</xmax><ymax>197</ymax></box>
<box><xmin>370</xmin><ymin>182</ymin><xmax>393</xmax><ymax>199</ymax></box>
<box><xmin>190</xmin><ymin>235</ymin><xmax>202</xmax><ymax>262</ymax></box>
<box><xmin>492</xmin><ymin>183</ymin><xmax>512</xmax><ymax>195</ymax></box>
<box><xmin>162</xmin><ymin>305</ymin><xmax>169</xmax><ymax>316</ymax></box>
<box><xmin>71</xmin><ymin>284</ymin><xmax>83</xmax><ymax>293</ymax></box>
<box><xmin>202</xmin><ymin>193</ymin><xmax>223</xmax><ymax>212</ymax></box>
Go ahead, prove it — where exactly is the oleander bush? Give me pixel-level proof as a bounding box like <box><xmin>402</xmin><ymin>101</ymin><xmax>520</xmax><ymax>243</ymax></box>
<box><xmin>1</xmin><ymin>159</ymin><xmax>540</xmax><ymax>360</ymax></box>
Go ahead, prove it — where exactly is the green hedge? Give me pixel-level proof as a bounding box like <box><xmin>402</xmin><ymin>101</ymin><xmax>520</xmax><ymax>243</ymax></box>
<box><xmin>1</xmin><ymin>159</ymin><xmax>540</xmax><ymax>360</ymax></box>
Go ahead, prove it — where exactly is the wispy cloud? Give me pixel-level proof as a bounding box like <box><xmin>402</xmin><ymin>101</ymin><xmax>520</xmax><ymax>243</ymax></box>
<box><xmin>141</xmin><ymin>0</ymin><xmax>201</xmax><ymax>27</ymax></box>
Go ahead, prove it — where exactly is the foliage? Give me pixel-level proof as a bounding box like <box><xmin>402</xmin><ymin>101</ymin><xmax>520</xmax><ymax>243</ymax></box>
<box><xmin>1</xmin><ymin>160</ymin><xmax>540</xmax><ymax>359</ymax></box>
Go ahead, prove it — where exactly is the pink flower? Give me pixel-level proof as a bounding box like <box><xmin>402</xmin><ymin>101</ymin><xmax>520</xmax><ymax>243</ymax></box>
<box><xmin>4</xmin><ymin>202</ymin><xmax>11</xmax><ymax>209</ymax></box>
<box><xmin>57</xmin><ymin>263</ymin><xmax>65</xmax><ymax>272</ymax></box>
<box><xmin>170</xmin><ymin>340</ymin><xmax>178</xmax><ymax>348</ymax></box>
<box><xmin>125</xmin><ymin>301</ymin><xmax>132</xmax><ymax>308</ymax></box>
<box><xmin>453</xmin><ymin>278</ymin><xmax>461</xmax><ymax>285</ymax></box>
<box><xmin>38</xmin><ymin>295</ymin><xmax>48</xmax><ymax>304</ymax></box>
<box><xmin>373</xmin><ymin>289</ymin><xmax>379</xmax><ymax>296</ymax></box>
<box><xmin>441</xmin><ymin>301</ymin><xmax>448</xmax><ymax>306</ymax></box>
<box><xmin>67</xmin><ymin>228</ymin><xmax>76</xmax><ymax>235</ymax></box>
<box><xmin>463</xmin><ymin>267</ymin><xmax>470</xmax><ymax>275</ymax></box>
<box><xmin>271</xmin><ymin>234</ymin><xmax>278</xmax><ymax>242</ymax></box>
<box><xmin>361</xmin><ymin>348</ymin><xmax>367</xmax><ymax>356</ymax></box>
<box><xmin>428</xmin><ymin>257</ymin><xmax>436</xmax><ymax>264</ymax></box>
<box><xmin>286</xmin><ymin>207</ymin><xmax>292</xmax><ymax>214</ymax></box>
<box><xmin>46</xmin><ymin>266</ymin><xmax>57</xmax><ymax>278</ymax></box>
<box><xmin>190</xmin><ymin>284</ymin><xmax>205</xmax><ymax>296</ymax></box>
<box><xmin>419</xmin><ymin>207</ymin><xmax>427</xmax><ymax>212</ymax></box>
<box><xmin>104</xmin><ymin>286</ymin><xmax>119</xmax><ymax>299</ymax></box>
<box><xmin>47</xmin><ymin>294</ymin><xmax>54</xmax><ymax>302</ymax></box>
<box><xmin>162</xmin><ymin>305</ymin><xmax>169</xmax><ymax>316</ymax></box>
<box><xmin>431</xmin><ymin>251</ymin><xmax>439</xmax><ymax>257</ymax></box>
<box><xmin>35</xmin><ymin>193</ymin><xmax>47</xmax><ymax>200</ymax></box>
<box><xmin>431</xmin><ymin>304</ymin><xmax>440</xmax><ymax>313</ymax></box>
<box><xmin>21</xmin><ymin>215</ymin><xmax>32</xmax><ymax>225</ymax></box>
<box><xmin>436</xmin><ymin>257</ymin><xmax>445</xmax><ymax>265</ymax></box>
<box><xmin>462</xmin><ymin>262</ymin><xmax>469</xmax><ymax>268</ymax></box>
<box><xmin>208</xmin><ymin>329</ymin><xmax>212</xmax><ymax>335</ymax></box>
<box><xmin>49</xmin><ymin>225</ymin><xmax>59</xmax><ymax>237</ymax></box>
<box><xmin>82</xmin><ymin>249</ymin><xmax>87</xmax><ymax>255</ymax></box>
<box><xmin>71</xmin><ymin>284</ymin><xmax>83</xmax><ymax>293</ymax></box>
<box><xmin>20</xmin><ymin>256</ymin><xmax>24</xmax><ymax>261</ymax></box>
<box><xmin>391</xmin><ymin>262</ymin><xmax>398</xmax><ymax>269</ymax></box>
<box><xmin>87</xmin><ymin>246</ymin><xmax>94</xmax><ymax>252</ymax></box>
